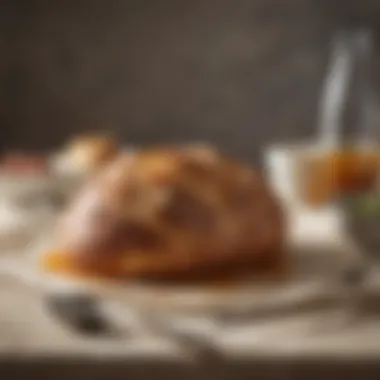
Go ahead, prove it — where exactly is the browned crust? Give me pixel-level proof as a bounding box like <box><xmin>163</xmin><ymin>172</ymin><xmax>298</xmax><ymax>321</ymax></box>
<box><xmin>43</xmin><ymin>145</ymin><xmax>286</xmax><ymax>283</ymax></box>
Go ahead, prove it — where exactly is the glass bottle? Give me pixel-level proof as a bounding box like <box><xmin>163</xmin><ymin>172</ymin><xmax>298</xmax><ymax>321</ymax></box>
<box><xmin>300</xmin><ymin>29</ymin><xmax>380</xmax><ymax>207</ymax></box>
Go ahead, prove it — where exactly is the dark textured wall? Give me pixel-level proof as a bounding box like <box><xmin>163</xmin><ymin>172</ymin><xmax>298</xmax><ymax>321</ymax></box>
<box><xmin>0</xmin><ymin>0</ymin><xmax>368</xmax><ymax>162</ymax></box>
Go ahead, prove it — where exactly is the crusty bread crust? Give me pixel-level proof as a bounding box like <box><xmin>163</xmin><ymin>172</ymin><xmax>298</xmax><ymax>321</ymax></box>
<box><xmin>43</xmin><ymin>145</ymin><xmax>285</xmax><ymax>281</ymax></box>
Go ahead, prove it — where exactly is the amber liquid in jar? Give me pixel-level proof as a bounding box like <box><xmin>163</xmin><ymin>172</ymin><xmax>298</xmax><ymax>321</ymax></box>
<box><xmin>300</xmin><ymin>148</ymin><xmax>380</xmax><ymax>207</ymax></box>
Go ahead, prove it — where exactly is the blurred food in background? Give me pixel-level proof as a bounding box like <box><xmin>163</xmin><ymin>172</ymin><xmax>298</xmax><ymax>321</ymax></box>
<box><xmin>0</xmin><ymin>154</ymin><xmax>48</xmax><ymax>175</ymax></box>
<box><xmin>51</xmin><ymin>134</ymin><xmax>119</xmax><ymax>177</ymax></box>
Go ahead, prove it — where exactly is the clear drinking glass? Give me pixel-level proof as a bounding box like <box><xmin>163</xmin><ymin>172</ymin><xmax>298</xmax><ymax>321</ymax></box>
<box><xmin>299</xmin><ymin>30</ymin><xmax>380</xmax><ymax>209</ymax></box>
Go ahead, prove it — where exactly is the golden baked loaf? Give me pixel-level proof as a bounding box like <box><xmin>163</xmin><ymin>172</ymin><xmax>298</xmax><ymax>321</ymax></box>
<box><xmin>43</xmin><ymin>145</ymin><xmax>286</xmax><ymax>281</ymax></box>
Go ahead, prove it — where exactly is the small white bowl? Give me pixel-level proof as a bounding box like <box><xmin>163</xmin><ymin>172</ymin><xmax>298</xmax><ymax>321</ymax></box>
<box><xmin>0</xmin><ymin>173</ymin><xmax>55</xmax><ymax>202</ymax></box>
<box><xmin>263</xmin><ymin>142</ymin><xmax>336</xmax><ymax>207</ymax></box>
<box><xmin>0</xmin><ymin>174</ymin><xmax>61</xmax><ymax>251</ymax></box>
<box><xmin>263</xmin><ymin>142</ymin><xmax>346</xmax><ymax>249</ymax></box>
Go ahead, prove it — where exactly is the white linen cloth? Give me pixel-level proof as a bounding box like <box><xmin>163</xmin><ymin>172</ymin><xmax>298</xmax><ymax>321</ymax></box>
<box><xmin>0</xmin><ymin>177</ymin><xmax>379</xmax><ymax>359</ymax></box>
